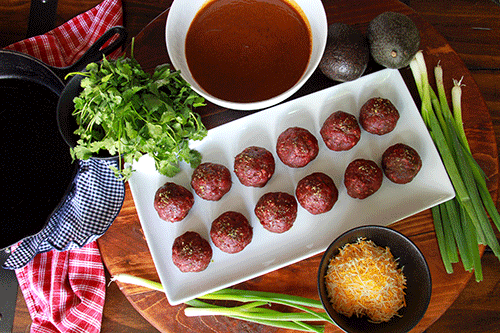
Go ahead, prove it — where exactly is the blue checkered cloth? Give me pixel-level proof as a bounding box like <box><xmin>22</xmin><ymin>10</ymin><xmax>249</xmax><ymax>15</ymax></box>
<box><xmin>3</xmin><ymin>158</ymin><xmax>125</xmax><ymax>270</ymax></box>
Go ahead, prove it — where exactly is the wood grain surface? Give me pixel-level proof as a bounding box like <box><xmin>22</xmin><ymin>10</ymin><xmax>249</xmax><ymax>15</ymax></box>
<box><xmin>6</xmin><ymin>0</ymin><xmax>500</xmax><ymax>332</ymax></box>
<box><xmin>97</xmin><ymin>0</ymin><xmax>499</xmax><ymax>332</ymax></box>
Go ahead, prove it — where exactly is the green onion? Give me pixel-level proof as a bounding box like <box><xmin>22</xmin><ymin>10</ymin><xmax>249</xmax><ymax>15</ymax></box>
<box><xmin>409</xmin><ymin>51</ymin><xmax>500</xmax><ymax>281</ymax></box>
<box><xmin>110</xmin><ymin>273</ymin><xmax>164</xmax><ymax>292</ymax></box>
<box><xmin>444</xmin><ymin>199</ymin><xmax>471</xmax><ymax>270</ymax></box>
<box><xmin>451</xmin><ymin>77</ymin><xmax>500</xmax><ymax>235</ymax></box>
<box><xmin>111</xmin><ymin>274</ymin><xmax>335</xmax><ymax>333</ymax></box>
<box><xmin>431</xmin><ymin>206</ymin><xmax>454</xmax><ymax>273</ymax></box>
<box><xmin>440</xmin><ymin>201</ymin><xmax>460</xmax><ymax>265</ymax></box>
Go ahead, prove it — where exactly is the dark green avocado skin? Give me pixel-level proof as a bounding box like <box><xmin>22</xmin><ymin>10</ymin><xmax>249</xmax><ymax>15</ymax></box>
<box><xmin>318</xmin><ymin>23</ymin><xmax>369</xmax><ymax>82</ymax></box>
<box><xmin>367</xmin><ymin>11</ymin><xmax>420</xmax><ymax>69</ymax></box>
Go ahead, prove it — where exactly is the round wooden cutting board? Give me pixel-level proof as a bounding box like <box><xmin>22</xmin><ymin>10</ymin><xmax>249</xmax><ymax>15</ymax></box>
<box><xmin>98</xmin><ymin>0</ymin><xmax>498</xmax><ymax>332</ymax></box>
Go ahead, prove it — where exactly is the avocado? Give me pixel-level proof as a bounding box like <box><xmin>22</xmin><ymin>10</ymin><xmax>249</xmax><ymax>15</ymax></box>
<box><xmin>367</xmin><ymin>12</ymin><xmax>420</xmax><ymax>69</ymax></box>
<box><xmin>318</xmin><ymin>23</ymin><xmax>369</xmax><ymax>82</ymax></box>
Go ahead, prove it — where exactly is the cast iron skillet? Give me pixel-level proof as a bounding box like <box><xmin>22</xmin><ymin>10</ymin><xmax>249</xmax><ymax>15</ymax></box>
<box><xmin>0</xmin><ymin>26</ymin><xmax>127</xmax><ymax>250</ymax></box>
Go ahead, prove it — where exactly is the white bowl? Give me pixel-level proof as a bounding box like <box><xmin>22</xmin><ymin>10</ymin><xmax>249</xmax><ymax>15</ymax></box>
<box><xmin>165</xmin><ymin>0</ymin><xmax>327</xmax><ymax>111</ymax></box>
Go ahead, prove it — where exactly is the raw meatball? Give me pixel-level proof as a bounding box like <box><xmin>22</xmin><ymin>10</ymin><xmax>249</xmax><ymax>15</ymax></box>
<box><xmin>359</xmin><ymin>97</ymin><xmax>400</xmax><ymax>135</ymax></box>
<box><xmin>210</xmin><ymin>211</ymin><xmax>253</xmax><ymax>254</ymax></box>
<box><xmin>254</xmin><ymin>192</ymin><xmax>298</xmax><ymax>233</ymax></box>
<box><xmin>191</xmin><ymin>162</ymin><xmax>232</xmax><ymax>201</ymax></box>
<box><xmin>276</xmin><ymin>127</ymin><xmax>319</xmax><ymax>168</ymax></box>
<box><xmin>344</xmin><ymin>159</ymin><xmax>383</xmax><ymax>199</ymax></box>
<box><xmin>296</xmin><ymin>172</ymin><xmax>338</xmax><ymax>215</ymax></box>
<box><xmin>234</xmin><ymin>146</ymin><xmax>275</xmax><ymax>187</ymax></box>
<box><xmin>154</xmin><ymin>182</ymin><xmax>194</xmax><ymax>222</ymax></box>
<box><xmin>320</xmin><ymin>111</ymin><xmax>361</xmax><ymax>151</ymax></box>
<box><xmin>382</xmin><ymin>143</ymin><xmax>422</xmax><ymax>184</ymax></box>
<box><xmin>172</xmin><ymin>231</ymin><xmax>212</xmax><ymax>272</ymax></box>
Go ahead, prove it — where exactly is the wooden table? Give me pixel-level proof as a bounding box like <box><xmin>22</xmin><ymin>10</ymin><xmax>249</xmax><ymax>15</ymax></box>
<box><xmin>6</xmin><ymin>0</ymin><xmax>499</xmax><ymax>332</ymax></box>
<box><xmin>95</xmin><ymin>0</ymin><xmax>499</xmax><ymax>332</ymax></box>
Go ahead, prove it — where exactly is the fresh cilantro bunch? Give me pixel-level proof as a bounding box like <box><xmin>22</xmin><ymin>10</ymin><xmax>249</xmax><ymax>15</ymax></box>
<box><xmin>68</xmin><ymin>53</ymin><xmax>207</xmax><ymax>181</ymax></box>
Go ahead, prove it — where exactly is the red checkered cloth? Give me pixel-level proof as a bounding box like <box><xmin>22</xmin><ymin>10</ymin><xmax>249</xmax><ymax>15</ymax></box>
<box><xmin>6</xmin><ymin>0</ymin><xmax>124</xmax><ymax>332</ymax></box>
<box><xmin>4</xmin><ymin>0</ymin><xmax>123</xmax><ymax>66</ymax></box>
<box><xmin>16</xmin><ymin>243</ymin><xmax>106</xmax><ymax>333</ymax></box>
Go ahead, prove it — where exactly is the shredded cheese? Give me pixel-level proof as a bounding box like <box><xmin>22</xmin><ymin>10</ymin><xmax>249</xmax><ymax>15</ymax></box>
<box><xmin>325</xmin><ymin>238</ymin><xmax>406</xmax><ymax>323</ymax></box>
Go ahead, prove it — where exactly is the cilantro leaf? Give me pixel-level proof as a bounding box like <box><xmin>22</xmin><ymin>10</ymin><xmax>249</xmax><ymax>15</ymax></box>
<box><xmin>66</xmin><ymin>45</ymin><xmax>207</xmax><ymax>181</ymax></box>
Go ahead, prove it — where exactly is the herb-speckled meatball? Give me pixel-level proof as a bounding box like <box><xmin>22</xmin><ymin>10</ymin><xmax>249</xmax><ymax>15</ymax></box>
<box><xmin>359</xmin><ymin>97</ymin><xmax>400</xmax><ymax>135</ymax></box>
<box><xmin>296</xmin><ymin>172</ymin><xmax>338</xmax><ymax>215</ymax></box>
<box><xmin>154</xmin><ymin>182</ymin><xmax>194</xmax><ymax>222</ymax></box>
<box><xmin>210</xmin><ymin>211</ymin><xmax>253</xmax><ymax>254</ymax></box>
<box><xmin>276</xmin><ymin>127</ymin><xmax>319</xmax><ymax>168</ymax></box>
<box><xmin>172</xmin><ymin>231</ymin><xmax>212</xmax><ymax>272</ymax></box>
<box><xmin>344</xmin><ymin>159</ymin><xmax>383</xmax><ymax>199</ymax></box>
<box><xmin>320</xmin><ymin>111</ymin><xmax>361</xmax><ymax>151</ymax></box>
<box><xmin>254</xmin><ymin>192</ymin><xmax>298</xmax><ymax>233</ymax></box>
<box><xmin>191</xmin><ymin>162</ymin><xmax>232</xmax><ymax>201</ymax></box>
<box><xmin>382</xmin><ymin>143</ymin><xmax>422</xmax><ymax>184</ymax></box>
<box><xmin>234</xmin><ymin>146</ymin><xmax>275</xmax><ymax>187</ymax></box>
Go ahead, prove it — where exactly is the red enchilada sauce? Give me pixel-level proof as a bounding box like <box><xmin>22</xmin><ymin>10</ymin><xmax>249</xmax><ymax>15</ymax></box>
<box><xmin>185</xmin><ymin>0</ymin><xmax>312</xmax><ymax>103</ymax></box>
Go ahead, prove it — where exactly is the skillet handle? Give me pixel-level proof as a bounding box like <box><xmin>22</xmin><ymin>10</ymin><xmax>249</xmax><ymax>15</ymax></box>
<box><xmin>52</xmin><ymin>26</ymin><xmax>128</xmax><ymax>80</ymax></box>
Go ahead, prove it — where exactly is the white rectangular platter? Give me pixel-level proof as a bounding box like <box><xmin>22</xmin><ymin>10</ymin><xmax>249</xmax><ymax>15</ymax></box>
<box><xmin>128</xmin><ymin>68</ymin><xmax>455</xmax><ymax>305</ymax></box>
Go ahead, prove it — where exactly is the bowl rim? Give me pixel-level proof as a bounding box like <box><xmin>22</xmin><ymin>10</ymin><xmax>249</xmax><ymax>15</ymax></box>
<box><xmin>165</xmin><ymin>0</ymin><xmax>328</xmax><ymax>111</ymax></box>
<box><xmin>317</xmin><ymin>225</ymin><xmax>432</xmax><ymax>333</ymax></box>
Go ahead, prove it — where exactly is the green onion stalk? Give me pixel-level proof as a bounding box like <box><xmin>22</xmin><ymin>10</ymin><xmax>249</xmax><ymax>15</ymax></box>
<box><xmin>111</xmin><ymin>274</ymin><xmax>335</xmax><ymax>333</ymax></box>
<box><xmin>409</xmin><ymin>51</ymin><xmax>500</xmax><ymax>281</ymax></box>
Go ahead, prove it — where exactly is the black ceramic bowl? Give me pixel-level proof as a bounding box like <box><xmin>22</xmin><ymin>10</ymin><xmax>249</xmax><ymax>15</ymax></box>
<box><xmin>317</xmin><ymin>225</ymin><xmax>432</xmax><ymax>333</ymax></box>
